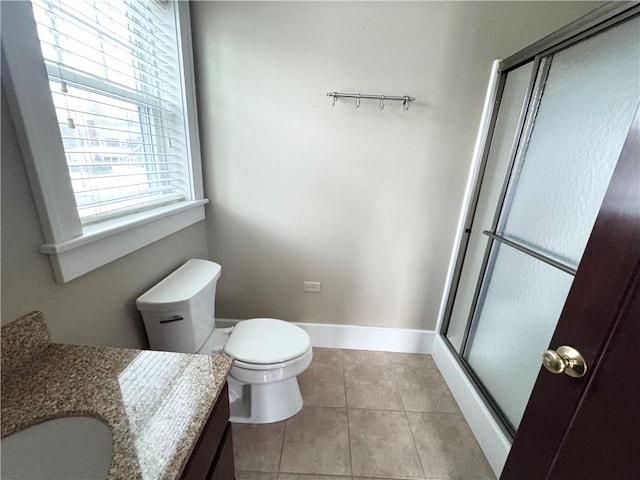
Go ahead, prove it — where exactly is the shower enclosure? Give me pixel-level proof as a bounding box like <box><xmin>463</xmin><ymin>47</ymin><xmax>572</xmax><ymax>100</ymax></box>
<box><xmin>440</xmin><ymin>4</ymin><xmax>639</xmax><ymax>437</ymax></box>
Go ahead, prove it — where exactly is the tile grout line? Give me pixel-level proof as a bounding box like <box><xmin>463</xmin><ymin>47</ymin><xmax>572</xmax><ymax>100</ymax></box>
<box><xmin>405</xmin><ymin>410</ymin><xmax>429</xmax><ymax>480</ymax></box>
<box><xmin>402</xmin><ymin>366</ymin><xmax>428</xmax><ymax>480</ymax></box>
<box><xmin>342</xmin><ymin>356</ymin><xmax>354</xmax><ymax>479</ymax></box>
<box><xmin>277</xmin><ymin>418</ymin><xmax>288</xmax><ymax>476</ymax></box>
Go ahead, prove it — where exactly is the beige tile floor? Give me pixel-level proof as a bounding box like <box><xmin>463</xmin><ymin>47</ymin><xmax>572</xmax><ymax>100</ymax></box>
<box><xmin>232</xmin><ymin>348</ymin><xmax>496</xmax><ymax>480</ymax></box>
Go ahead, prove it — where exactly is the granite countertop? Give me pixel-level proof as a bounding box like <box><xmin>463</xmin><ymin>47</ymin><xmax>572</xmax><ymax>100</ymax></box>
<box><xmin>1</xmin><ymin>311</ymin><xmax>233</xmax><ymax>480</ymax></box>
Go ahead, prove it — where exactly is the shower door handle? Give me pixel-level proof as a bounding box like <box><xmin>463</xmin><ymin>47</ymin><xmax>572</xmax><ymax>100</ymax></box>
<box><xmin>542</xmin><ymin>346</ymin><xmax>587</xmax><ymax>378</ymax></box>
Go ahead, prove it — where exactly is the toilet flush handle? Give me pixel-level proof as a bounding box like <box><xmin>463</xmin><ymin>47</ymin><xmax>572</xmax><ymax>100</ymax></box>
<box><xmin>159</xmin><ymin>315</ymin><xmax>184</xmax><ymax>324</ymax></box>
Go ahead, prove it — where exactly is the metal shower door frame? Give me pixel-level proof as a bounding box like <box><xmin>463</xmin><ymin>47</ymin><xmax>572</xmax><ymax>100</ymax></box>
<box><xmin>438</xmin><ymin>2</ymin><xmax>640</xmax><ymax>438</ymax></box>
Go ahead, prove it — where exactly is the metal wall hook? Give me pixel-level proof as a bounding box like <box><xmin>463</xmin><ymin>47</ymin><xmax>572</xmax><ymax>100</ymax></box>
<box><xmin>379</xmin><ymin>95</ymin><xmax>385</xmax><ymax>111</ymax></box>
<box><xmin>356</xmin><ymin>94</ymin><xmax>361</xmax><ymax>109</ymax></box>
<box><xmin>331</xmin><ymin>95</ymin><xmax>337</xmax><ymax>107</ymax></box>
<box><xmin>403</xmin><ymin>96</ymin><xmax>411</xmax><ymax>111</ymax></box>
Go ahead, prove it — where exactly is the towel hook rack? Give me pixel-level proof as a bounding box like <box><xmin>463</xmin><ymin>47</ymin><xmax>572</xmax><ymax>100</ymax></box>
<box><xmin>327</xmin><ymin>92</ymin><xmax>415</xmax><ymax>111</ymax></box>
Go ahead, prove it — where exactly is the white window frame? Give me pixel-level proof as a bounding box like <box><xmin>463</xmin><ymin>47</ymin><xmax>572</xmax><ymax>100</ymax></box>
<box><xmin>1</xmin><ymin>1</ymin><xmax>207</xmax><ymax>283</ymax></box>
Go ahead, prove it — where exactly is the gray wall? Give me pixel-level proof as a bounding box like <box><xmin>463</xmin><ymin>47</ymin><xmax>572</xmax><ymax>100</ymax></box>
<box><xmin>192</xmin><ymin>1</ymin><xmax>601</xmax><ymax>330</ymax></box>
<box><xmin>1</xmin><ymin>92</ymin><xmax>210</xmax><ymax>348</ymax></box>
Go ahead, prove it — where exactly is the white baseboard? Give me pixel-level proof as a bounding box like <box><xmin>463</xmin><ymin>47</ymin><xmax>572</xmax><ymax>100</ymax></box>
<box><xmin>431</xmin><ymin>335</ymin><xmax>511</xmax><ymax>478</ymax></box>
<box><xmin>216</xmin><ymin>318</ymin><xmax>435</xmax><ymax>354</ymax></box>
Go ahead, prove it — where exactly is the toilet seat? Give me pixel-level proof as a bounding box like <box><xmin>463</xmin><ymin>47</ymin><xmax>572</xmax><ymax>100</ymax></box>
<box><xmin>232</xmin><ymin>346</ymin><xmax>313</xmax><ymax>371</ymax></box>
<box><xmin>224</xmin><ymin>318</ymin><xmax>310</xmax><ymax>364</ymax></box>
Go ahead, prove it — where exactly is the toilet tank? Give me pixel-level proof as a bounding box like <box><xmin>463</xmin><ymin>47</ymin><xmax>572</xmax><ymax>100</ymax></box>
<box><xmin>136</xmin><ymin>259</ymin><xmax>222</xmax><ymax>353</ymax></box>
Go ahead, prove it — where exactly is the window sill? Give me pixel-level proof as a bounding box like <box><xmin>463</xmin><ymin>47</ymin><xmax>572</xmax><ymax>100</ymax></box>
<box><xmin>40</xmin><ymin>199</ymin><xmax>209</xmax><ymax>283</ymax></box>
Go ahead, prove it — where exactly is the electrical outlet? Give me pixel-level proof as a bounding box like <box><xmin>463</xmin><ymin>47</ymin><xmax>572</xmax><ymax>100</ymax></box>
<box><xmin>303</xmin><ymin>281</ymin><xmax>321</xmax><ymax>293</ymax></box>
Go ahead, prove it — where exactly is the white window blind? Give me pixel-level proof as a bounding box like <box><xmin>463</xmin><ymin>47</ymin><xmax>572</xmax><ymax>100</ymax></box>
<box><xmin>30</xmin><ymin>0</ymin><xmax>191</xmax><ymax>225</ymax></box>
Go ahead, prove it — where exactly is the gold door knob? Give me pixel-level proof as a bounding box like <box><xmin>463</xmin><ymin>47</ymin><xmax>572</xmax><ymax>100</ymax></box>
<box><xmin>542</xmin><ymin>345</ymin><xmax>587</xmax><ymax>378</ymax></box>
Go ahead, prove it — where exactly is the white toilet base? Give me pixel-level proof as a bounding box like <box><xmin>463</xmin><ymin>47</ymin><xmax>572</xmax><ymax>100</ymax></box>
<box><xmin>228</xmin><ymin>376</ymin><xmax>304</xmax><ymax>424</ymax></box>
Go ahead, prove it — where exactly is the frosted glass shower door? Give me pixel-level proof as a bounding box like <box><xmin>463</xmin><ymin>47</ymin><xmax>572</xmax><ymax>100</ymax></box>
<box><xmin>464</xmin><ymin>16</ymin><xmax>640</xmax><ymax>431</ymax></box>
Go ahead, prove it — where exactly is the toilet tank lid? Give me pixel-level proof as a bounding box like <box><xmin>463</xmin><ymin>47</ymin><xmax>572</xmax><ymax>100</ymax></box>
<box><xmin>136</xmin><ymin>259</ymin><xmax>221</xmax><ymax>312</ymax></box>
<box><xmin>224</xmin><ymin>318</ymin><xmax>310</xmax><ymax>364</ymax></box>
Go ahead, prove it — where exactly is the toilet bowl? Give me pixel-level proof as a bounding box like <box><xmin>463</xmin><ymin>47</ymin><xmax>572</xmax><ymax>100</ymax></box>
<box><xmin>136</xmin><ymin>259</ymin><xmax>312</xmax><ymax>424</ymax></box>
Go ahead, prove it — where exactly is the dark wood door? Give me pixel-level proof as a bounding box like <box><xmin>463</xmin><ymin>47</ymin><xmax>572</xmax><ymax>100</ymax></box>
<box><xmin>501</xmin><ymin>108</ymin><xmax>640</xmax><ymax>478</ymax></box>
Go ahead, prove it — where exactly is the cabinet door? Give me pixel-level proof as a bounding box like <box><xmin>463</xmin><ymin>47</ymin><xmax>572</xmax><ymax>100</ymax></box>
<box><xmin>181</xmin><ymin>383</ymin><xmax>233</xmax><ymax>480</ymax></box>
<box><xmin>209</xmin><ymin>426</ymin><xmax>235</xmax><ymax>480</ymax></box>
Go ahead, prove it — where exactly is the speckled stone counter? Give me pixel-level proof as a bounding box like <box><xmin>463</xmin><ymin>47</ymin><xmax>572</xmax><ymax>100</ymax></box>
<box><xmin>1</xmin><ymin>311</ymin><xmax>233</xmax><ymax>480</ymax></box>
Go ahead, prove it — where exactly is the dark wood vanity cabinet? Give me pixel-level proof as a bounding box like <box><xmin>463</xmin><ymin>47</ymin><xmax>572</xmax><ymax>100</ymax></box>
<box><xmin>181</xmin><ymin>382</ymin><xmax>235</xmax><ymax>480</ymax></box>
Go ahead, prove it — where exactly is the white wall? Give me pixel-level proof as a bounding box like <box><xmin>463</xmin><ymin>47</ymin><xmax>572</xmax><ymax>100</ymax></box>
<box><xmin>1</xmin><ymin>92</ymin><xmax>210</xmax><ymax>348</ymax></box>
<box><xmin>192</xmin><ymin>1</ymin><xmax>600</xmax><ymax>330</ymax></box>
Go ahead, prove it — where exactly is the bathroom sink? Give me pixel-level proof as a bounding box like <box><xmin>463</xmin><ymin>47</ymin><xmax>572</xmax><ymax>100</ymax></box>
<box><xmin>1</xmin><ymin>416</ymin><xmax>113</xmax><ymax>479</ymax></box>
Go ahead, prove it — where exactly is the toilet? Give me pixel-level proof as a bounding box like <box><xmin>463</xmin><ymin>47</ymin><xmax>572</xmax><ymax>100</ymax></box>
<box><xmin>136</xmin><ymin>259</ymin><xmax>313</xmax><ymax>424</ymax></box>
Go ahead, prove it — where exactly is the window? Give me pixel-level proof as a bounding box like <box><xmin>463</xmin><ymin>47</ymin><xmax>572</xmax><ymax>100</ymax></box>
<box><xmin>1</xmin><ymin>0</ymin><xmax>206</xmax><ymax>283</ymax></box>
